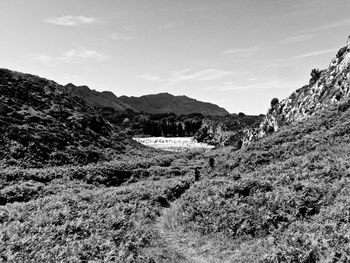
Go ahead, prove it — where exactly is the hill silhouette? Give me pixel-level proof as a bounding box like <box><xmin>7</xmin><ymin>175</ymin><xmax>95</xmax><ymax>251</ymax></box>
<box><xmin>67</xmin><ymin>83</ymin><xmax>229</xmax><ymax>116</ymax></box>
<box><xmin>67</xmin><ymin>83</ymin><xmax>137</xmax><ymax>112</ymax></box>
<box><xmin>119</xmin><ymin>92</ymin><xmax>229</xmax><ymax>116</ymax></box>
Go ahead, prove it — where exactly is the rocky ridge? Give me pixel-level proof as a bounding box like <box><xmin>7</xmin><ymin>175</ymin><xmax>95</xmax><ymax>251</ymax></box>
<box><xmin>259</xmin><ymin>44</ymin><xmax>350</xmax><ymax>137</ymax></box>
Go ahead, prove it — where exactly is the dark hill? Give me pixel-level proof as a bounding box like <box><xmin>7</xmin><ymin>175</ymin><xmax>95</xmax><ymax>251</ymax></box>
<box><xmin>67</xmin><ymin>83</ymin><xmax>229</xmax><ymax>116</ymax></box>
<box><xmin>67</xmin><ymin>83</ymin><xmax>137</xmax><ymax>112</ymax></box>
<box><xmin>119</xmin><ymin>92</ymin><xmax>229</xmax><ymax>116</ymax></box>
<box><xmin>0</xmin><ymin>69</ymin><xmax>130</xmax><ymax>168</ymax></box>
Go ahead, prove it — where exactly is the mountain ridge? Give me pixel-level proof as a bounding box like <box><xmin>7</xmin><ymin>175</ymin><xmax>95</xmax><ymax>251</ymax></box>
<box><xmin>67</xmin><ymin>83</ymin><xmax>229</xmax><ymax>116</ymax></box>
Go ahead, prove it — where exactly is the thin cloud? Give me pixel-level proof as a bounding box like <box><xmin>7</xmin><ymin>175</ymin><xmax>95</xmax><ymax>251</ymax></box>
<box><xmin>122</xmin><ymin>25</ymin><xmax>137</xmax><ymax>31</ymax></box>
<box><xmin>282</xmin><ymin>34</ymin><xmax>315</xmax><ymax>44</ymax></box>
<box><xmin>33</xmin><ymin>54</ymin><xmax>54</xmax><ymax>64</ymax></box>
<box><xmin>221</xmin><ymin>47</ymin><xmax>258</xmax><ymax>55</ymax></box>
<box><xmin>172</xmin><ymin>69</ymin><xmax>233</xmax><ymax>81</ymax></box>
<box><xmin>263</xmin><ymin>47</ymin><xmax>338</xmax><ymax>65</ymax></box>
<box><xmin>138</xmin><ymin>74</ymin><xmax>161</xmax><ymax>81</ymax></box>
<box><xmin>221</xmin><ymin>47</ymin><xmax>258</xmax><ymax>62</ymax></box>
<box><xmin>111</xmin><ymin>33</ymin><xmax>135</xmax><ymax>40</ymax></box>
<box><xmin>218</xmin><ymin>80</ymin><xmax>300</xmax><ymax>91</ymax></box>
<box><xmin>44</xmin><ymin>15</ymin><xmax>97</xmax><ymax>27</ymax></box>
<box><xmin>32</xmin><ymin>47</ymin><xmax>108</xmax><ymax>65</ymax></box>
<box><xmin>138</xmin><ymin>68</ymin><xmax>234</xmax><ymax>88</ymax></box>
<box><xmin>60</xmin><ymin>48</ymin><xmax>108</xmax><ymax>63</ymax></box>
<box><xmin>163</xmin><ymin>68</ymin><xmax>233</xmax><ymax>88</ymax></box>
<box><xmin>316</xmin><ymin>18</ymin><xmax>350</xmax><ymax>30</ymax></box>
<box><xmin>159</xmin><ymin>21</ymin><xmax>183</xmax><ymax>30</ymax></box>
<box><xmin>289</xmin><ymin>48</ymin><xmax>338</xmax><ymax>59</ymax></box>
<box><xmin>219</xmin><ymin>80</ymin><xmax>280</xmax><ymax>91</ymax></box>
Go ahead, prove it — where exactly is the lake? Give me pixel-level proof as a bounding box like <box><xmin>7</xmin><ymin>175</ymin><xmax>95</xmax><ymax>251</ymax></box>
<box><xmin>133</xmin><ymin>137</ymin><xmax>215</xmax><ymax>152</ymax></box>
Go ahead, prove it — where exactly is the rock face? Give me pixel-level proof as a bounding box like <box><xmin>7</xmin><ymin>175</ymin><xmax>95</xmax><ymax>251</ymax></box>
<box><xmin>0</xmin><ymin>69</ymin><xmax>127</xmax><ymax>168</ymax></box>
<box><xmin>194</xmin><ymin>114</ymin><xmax>264</xmax><ymax>147</ymax></box>
<box><xmin>259</xmin><ymin>44</ymin><xmax>350</xmax><ymax>137</ymax></box>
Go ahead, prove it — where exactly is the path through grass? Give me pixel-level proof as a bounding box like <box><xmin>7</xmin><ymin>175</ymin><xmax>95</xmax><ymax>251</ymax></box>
<box><xmin>143</xmin><ymin>179</ymin><xmax>270</xmax><ymax>263</ymax></box>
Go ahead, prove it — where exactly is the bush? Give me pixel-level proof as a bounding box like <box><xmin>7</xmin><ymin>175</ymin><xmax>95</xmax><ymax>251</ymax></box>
<box><xmin>310</xmin><ymin>68</ymin><xmax>321</xmax><ymax>84</ymax></box>
<box><xmin>270</xmin><ymin>98</ymin><xmax>279</xmax><ymax>108</ymax></box>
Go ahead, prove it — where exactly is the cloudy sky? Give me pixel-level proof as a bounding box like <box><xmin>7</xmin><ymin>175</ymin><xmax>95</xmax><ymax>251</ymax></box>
<box><xmin>1</xmin><ymin>0</ymin><xmax>350</xmax><ymax>114</ymax></box>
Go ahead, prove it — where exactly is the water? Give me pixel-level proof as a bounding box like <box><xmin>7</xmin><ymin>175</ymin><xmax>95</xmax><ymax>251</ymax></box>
<box><xmin>133</xmin><ymin>137</ymin><xmax>214</xmax><ymax>152</ymax></box>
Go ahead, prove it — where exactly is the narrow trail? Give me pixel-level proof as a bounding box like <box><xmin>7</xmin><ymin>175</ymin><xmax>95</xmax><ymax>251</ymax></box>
<box><xmin>143</xmin><ymin>176</ymin><xmax>268</xmax><ymax>263</ymax></box>
<box><xmin>155</xmin><ymin>200</ymin><xmax>232</xmax><ymax>263</ymax></box>
<box><xmin>147</xmin><ymin>178</ymin><xmax>237</xmax><ymax>263</ymax></box>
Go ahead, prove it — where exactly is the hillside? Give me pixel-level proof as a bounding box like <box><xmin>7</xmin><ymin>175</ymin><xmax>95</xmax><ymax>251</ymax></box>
<box><xmin>259</xmin><ymin>43</ymin><xmax>350</xmax><ymax>137</ymax></box>
<box><xmin>3</xmin><ymin>43</ymin><xmax>350</xmax><ymax>262</ymax></box>
<box><xmin>0</xmin><ymin>69</ymin><xmax>135</xmax><ymax>168</ymax></box>
<box><xmin>68</xmin><ymin>83</ymin><xmax>229</xmax><ymax>116</ymax></box>
<box><xmin>3</xmin><ymin>98</ymin><xmax>350</xmax><ymax>262</ymax></box>
<box><xmin>175</xmin><ymin>99</ymin><xmax>350</xmax><ymax>262</ymax></box>
<box><xmin>67</xmin><ymin>83</ymin><xmax>137</xmax><ymax>112</ymax></box>
<box><xmin>119</xmin><ymin>93</ymin><xmax>229</xmax><ymax>116</ymax></box>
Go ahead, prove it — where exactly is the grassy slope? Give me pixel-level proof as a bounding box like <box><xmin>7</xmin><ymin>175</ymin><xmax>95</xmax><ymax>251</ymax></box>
<box><xmin>0</xmin><ymin>68</ymin><xmax>134</xmax><ymax>168</ymax></box>
<box><xmin>0</xmin><ymin>147</ymin><xmax>212</xmax><ymax>262</ymax></box>
<box><xmin>176</xmin><ymin>99</ymin><xmax>350</xmax><ymax>262</ymax></box>
<box><xmin>2</xmin><ymin>91</ymin><xmax>350</xmax><ymax>262</ymax></box>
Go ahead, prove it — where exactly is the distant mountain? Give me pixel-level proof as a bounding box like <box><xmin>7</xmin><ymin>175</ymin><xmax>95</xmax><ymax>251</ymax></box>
<box><xmin>119</xmin><ymin>93</ymin><xmax>229</xmax><ymax>116</ymax></box>
<box><xmin>67</xmin><ymin>84</ymin><xmax>229</xmax><ymax>116</ymax></box>
<box><xmin>0</xmin><ymin>69</ymin><xmax>130</xmax><ymax>168</ymax></box>
<box><xmin>67</xmin><ymin>83</ymin><xmax>136</xmax><ymax>112</ymax></box>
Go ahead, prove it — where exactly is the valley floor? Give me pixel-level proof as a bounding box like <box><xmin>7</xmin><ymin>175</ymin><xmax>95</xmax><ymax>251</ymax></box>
<box><xmin>3</xmin><ymin>101</ymin><xmax>350</xmax><ymax>262</ymax></box>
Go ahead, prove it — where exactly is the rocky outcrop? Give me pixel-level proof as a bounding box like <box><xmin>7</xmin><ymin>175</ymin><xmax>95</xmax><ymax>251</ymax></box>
<box><xmin>259</xmin><ymin>44</ymin><xmax>350</xmax><ymax>137</ymax></box>
<box><xmin>194</xmin><ymin>114</ymin><xmax>264</xmax><ymax>147</ymax></box>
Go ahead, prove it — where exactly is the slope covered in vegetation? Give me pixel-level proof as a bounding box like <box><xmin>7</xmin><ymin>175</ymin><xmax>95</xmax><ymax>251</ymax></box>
<box><xmin>174</xmin><ymin>98</ymin><xmax>350</xmax><ymax>262</ymax></box>
<box><xmin>119</xmin><ymin>92</ymin><xmax>229</xmax><ymax>116</ymax></box>
<box><xmin>0</xmin><ymin>69</ymin><xmax>136</xmax><ymax>168</ymax></box>
<box><xmin>2</xmin><ymin>44</ymin><xmax>350</xmax><ymax>262</ymax></box>
<box><xmin>0</xmin><ymin>148</ymin><xmax>203</xmax><ymax>262</ymax></box>
<box><xmin>68</xmin><ymin>83</ymin><xmax>229</xmax><ymax>116</ymax></box>
<box><xmin>2</xmin><ymin>98</ymin><xmax>350</xmax><ymax>262</ymax></box>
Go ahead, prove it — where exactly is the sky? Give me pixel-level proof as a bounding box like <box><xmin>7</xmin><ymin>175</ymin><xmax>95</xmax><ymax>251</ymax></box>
<box><xmin>1</xmin><ymin>0</ymin><xmax>350</xmax><ymax>114</ymax></box>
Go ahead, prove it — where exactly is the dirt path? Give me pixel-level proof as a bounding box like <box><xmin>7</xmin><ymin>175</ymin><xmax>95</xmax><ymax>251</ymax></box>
<box><xmin>143</xmin><ymin>179</ymin><xmax>269</xmax><ymax>263</ymax></box>
<box><xmin>147</xmin><ymin>178</ymin><xmax>231</xmax><ymax>263</ymax></box>
<box><xmin>155</xmin><ymin>202</ymin><xmax>230</xmax><ymax>263</ymax></box>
